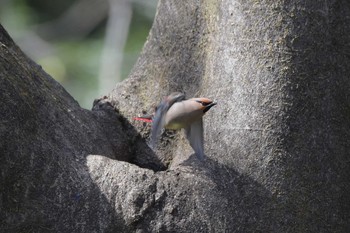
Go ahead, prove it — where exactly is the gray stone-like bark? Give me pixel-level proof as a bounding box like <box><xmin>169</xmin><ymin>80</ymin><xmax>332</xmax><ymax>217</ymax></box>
<box><xmin>1</xmin><ymin>0</ymin><xmax>350</xmax><ymax>232</ymax></box>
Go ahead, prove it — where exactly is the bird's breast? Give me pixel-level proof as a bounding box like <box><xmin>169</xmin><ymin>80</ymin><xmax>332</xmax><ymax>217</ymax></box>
<box><xmin>164</xmin><ymin>101</ymin><xmax>203</xmax><ymax>129</ymax></box>
<box><xmin>165</xmin><ymin>122</ymin><xmax>187</xmax><ymax>130</ymax></box>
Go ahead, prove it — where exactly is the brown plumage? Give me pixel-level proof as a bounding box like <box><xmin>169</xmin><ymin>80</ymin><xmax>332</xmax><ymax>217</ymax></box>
<box><xmin>150</xmin><ymin>93</ymin><xmax>216</xmax><ymax>160</ymax></box>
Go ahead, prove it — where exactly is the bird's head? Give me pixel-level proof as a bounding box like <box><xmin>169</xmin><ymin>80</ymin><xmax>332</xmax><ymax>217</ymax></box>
<box><xmin>193</xmin><ymin>98</ymin><xmax>217</xmax><ymax>113</ymax></box>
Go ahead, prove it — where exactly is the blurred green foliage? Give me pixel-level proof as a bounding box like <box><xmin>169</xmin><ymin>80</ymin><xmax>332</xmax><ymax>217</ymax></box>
<box><xmin>0</xmin><ymin>0</ymin><xmax>155</xmax><ymax>108</ymax></box>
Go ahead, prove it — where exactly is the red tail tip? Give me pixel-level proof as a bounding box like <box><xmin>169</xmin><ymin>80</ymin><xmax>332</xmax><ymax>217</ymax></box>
<box><xmin>133</xmin><ymin>117</ymin><xmax>153</xmax><ymax>123</ymax></box>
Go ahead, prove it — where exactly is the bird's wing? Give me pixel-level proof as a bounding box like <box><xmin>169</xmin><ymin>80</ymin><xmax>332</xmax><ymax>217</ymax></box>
<box><xmin>185</xmin><ymin>118</ymin><xmax>205</xmax><ymax>160</ymax></box>
<box><xmin>150</xmin><ymin>103</ymin><xmax>168</xmax><ymax>148</ymax></box>
<box><xmin>150</xmin><ymin>93</ymin><xmax>186</xmax><ymax>148</ymax></box>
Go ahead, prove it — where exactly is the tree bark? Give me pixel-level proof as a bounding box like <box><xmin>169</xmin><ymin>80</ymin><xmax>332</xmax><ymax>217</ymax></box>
<box><xmin>1</xmin><ymin>0</ymin><xmax>350</xmax><ymax>232</ymax></box>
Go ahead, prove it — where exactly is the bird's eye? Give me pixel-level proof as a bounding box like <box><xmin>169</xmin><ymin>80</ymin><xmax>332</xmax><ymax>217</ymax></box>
<box><xmin>196</xmin><ymin>100</ymin><xmax>211</xmax><ymax>106</ymax></box>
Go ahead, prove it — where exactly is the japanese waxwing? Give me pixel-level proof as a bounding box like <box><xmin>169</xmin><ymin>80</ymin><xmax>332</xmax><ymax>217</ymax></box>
<box><xmin>148</xmin><ymin>92</ymin><xmax>217</xmax><ymax>160</ymax></box>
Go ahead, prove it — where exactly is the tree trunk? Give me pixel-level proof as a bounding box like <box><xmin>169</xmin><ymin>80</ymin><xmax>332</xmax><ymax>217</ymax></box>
<box><xmin>1</xmin><ymin>0</ymin><xmax>350</xmax><ymax>232</ymax></box>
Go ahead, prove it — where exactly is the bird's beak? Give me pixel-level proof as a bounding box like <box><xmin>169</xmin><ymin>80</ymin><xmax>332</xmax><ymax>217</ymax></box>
<box><xmin>203</xmin><ymin>102</ymin><xmax>217</xmax><ymax>113</ymax></box>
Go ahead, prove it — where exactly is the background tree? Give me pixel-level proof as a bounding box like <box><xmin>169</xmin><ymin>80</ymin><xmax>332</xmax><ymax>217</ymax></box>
<box><xmin>0</xmin><ymin>0</ymin><xmax>156</xmax><ymax>107</ymax></box>
<box><xmin>1</xmin><ymin>0</ymin><xmax>349</xmax><ymax>232</ymax></box>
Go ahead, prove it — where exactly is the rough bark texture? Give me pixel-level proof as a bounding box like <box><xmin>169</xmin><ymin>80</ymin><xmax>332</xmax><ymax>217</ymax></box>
<box><xmin>1</xmin><ymin>0</ymin><xmax>350</xmax><ymax>232</ymax></box>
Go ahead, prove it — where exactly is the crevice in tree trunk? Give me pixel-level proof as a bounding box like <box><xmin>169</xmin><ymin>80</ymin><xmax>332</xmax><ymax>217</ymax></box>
<box><xmin>92</xmin><ymin>96</ymin><xmax>168</xmax><ymax>172</ymax></box>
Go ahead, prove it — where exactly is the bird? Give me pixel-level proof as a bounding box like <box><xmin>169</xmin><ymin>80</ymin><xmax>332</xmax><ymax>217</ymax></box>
<box><xmin>134</xmin><ymin>92</ymin><xmax>217</xmax><ymax>160</ymax></box>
